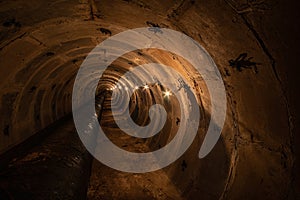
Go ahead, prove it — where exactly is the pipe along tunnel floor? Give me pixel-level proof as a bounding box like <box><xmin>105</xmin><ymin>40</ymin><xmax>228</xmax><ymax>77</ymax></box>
<box><xmin>0</xmin><ymin>118</ymin><xmax>92</xmax><ymax>199</ymax></box>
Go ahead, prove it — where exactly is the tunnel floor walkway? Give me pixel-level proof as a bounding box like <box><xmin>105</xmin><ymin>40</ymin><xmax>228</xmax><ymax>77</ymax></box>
<box><xmin>89</xmin><ymin>95</ymin><xmax>184</xmax><ymax>199</ymax></box>
<box><xmin>88</xmin><ymin>159</ymin><xmax>183</xmax><ymax>200</ymax></box>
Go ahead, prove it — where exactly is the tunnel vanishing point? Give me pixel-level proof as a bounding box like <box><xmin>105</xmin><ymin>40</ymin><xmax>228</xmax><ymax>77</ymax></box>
<box><xmin>0</xmin><ymin>0</ymin><xmax>299</xmax><ymax>199</ymax></box>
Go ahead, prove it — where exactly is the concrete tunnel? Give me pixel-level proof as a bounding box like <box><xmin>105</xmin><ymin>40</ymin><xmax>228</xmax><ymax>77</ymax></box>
<box><xmin>0</xmin><ymin>0</ymin><xmax>299</xmax><ymax>199</ymax></box>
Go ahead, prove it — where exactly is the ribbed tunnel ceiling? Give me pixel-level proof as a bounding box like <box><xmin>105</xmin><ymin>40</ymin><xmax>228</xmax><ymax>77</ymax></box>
<box><xmin>0</xmin><ymin>0</ymin><xmax>299</xmax><ymax>199</ymax></box>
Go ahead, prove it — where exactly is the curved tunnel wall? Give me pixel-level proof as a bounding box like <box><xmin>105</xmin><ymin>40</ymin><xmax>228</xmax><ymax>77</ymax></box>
<box><xmin>0</xmin><ymin>0</ymin><xmax>298</xmax><ymax>199</ymax></box>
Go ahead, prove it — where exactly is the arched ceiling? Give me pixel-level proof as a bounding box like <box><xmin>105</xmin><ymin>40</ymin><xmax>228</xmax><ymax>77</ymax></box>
<box><xmin>0</xmin><ymin>0</ymin><xmax>299</xmax><ymax>199</ymax></box>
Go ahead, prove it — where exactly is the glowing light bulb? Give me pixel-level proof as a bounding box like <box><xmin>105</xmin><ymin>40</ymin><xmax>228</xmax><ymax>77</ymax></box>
<box><xmin>163</xmin><ymin>90</ymin><xmax>172</xmax><ymax>98</ymax></box>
